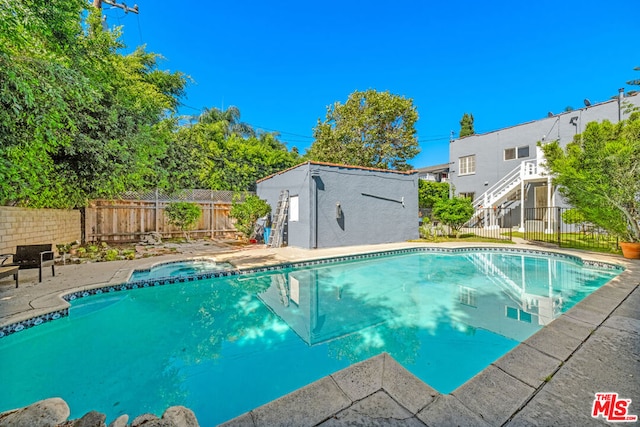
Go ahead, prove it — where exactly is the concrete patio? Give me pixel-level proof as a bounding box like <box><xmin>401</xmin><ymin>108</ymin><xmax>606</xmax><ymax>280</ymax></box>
<box><xmin>1</xmin><ymin>241</ymin><xmax>638</xmax><ymax>426</ymax></box>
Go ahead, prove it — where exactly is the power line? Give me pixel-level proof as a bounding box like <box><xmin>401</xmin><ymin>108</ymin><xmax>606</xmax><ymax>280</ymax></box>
<box><xmin>93</xmin><ymin>0</ymin><xmax>139</xmax><ymax>14</ymax></box>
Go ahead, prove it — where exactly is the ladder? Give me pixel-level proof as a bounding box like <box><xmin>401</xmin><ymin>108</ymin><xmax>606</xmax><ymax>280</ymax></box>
<box><xmin>268</xmin><ymin>190</ymin><xmax>289</xmax><ymax>248</ymax></box>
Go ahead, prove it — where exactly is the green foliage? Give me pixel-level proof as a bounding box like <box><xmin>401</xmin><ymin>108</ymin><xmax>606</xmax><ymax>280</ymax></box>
<box><xmin>419</xmin><ymin>222</ymin><xmax>446</xmax><ymax>241</ymax></box>
<box><xmin>542</xmin><ymin>115</ymin><xmax>640</xmax><ymax>242</ymax></box>
<box><xmin>432</xmin><ymin>197</ymin><xmax>474</xmax><ymax>235</ymax></box>
<box><xmin>165</xmin><ymin>202</ymin><xmax>202</xmax><ymax>241</ymax></box>
<box><xmin>307</xmin><ymin>89</ymin><xmax>419</xmax><ymax>170</ymax></box>
<box><xmin>626</xmin><ymin>66</ymin><xmax>640</xmax><ymax>93</ymax></box>
<box><xmin>418</xmin><ymin>180</ymin><xmax>450</xmax><ymax>208</ymax></box>
<box><xmin>0</xmin><ymin>1</ymin><xmax>186</xmax><ymax>207</ymax></box>
<box><xmin>459</xmin><ymin>113</ymin><xmax>475</xmax><ymax>138</ymax></box>
<box><xmin>561</xmin><ymin>209</ymin><xmax>587</xmax><ymax>225</ymax></box>
<box><xmin>174</xmin><ymin>110</ymin><xmax>301</xmax><ymax>191</ymax></box>
<box><xmin>229</xmin><ymin>194</ymin><xmax>271</xmax><ymax>239</ymax></box>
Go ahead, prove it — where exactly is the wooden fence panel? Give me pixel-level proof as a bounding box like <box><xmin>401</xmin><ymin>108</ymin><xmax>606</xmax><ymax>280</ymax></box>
<box><xmin>85</xmin><ymin>190</ymin><xmax>244</xmax><ymax>242</ymax></box>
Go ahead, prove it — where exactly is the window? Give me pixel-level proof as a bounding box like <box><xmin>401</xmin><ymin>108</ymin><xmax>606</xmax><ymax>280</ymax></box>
<box><xmin>458</xmin><ymin>286</ymin><xmax>477</xmax><ymax>307</ymax></box>
<box><xmin>504</xmin><ymin>148</ymin><xmax>516</xmax><ymax>160</ymax></box>
<box><xmin>459</xmin><ymin>155</ymin><xmax>475</xmax><ymax>175</ymax></box>
<box><xmin>504</xmin><ymin>145</ymin><xmax>530</xmax><ymax>161</ymax></box>
<box><xmin>506</xmin><ymin>306</ymin><xmax>532</xmax><ymax>323</ymax></box>
<box><xmin>459</xmin><ymin>192</ymin><xmax>475</xmax><ymax>200</ymax></box>
<box><xmin>518</xmin><ymin>146</ymin><xmax>530</xmax><ymax>158</ymax></box>
<box><xmin>289</xmin><ymin>195</ymin><xmax>299</xmax><ymax>222</ymax></box>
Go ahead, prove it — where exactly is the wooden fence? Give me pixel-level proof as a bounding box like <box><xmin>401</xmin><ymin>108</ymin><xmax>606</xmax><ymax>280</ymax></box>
<box><xmin>84</xmin><ymin>189</ymin><xmax>248</xmax><ymax>243</ymax></box>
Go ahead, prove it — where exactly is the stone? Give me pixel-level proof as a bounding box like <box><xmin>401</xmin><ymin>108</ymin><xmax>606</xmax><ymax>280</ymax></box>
<box><xmin>452</xmin><ymin>365</ymin><xmax>535</xmax><ymax>426</ymax></box>
<box><xmin>141</xmin><ymin>232</ymin><xmax>163</xmax><ymax>245</ymax></box>
<box><xmin>417</xmin><ymin>395</ymin><xmax>491</xmax><ymax>427</ymax></box>
<box><xmin>73</xmin><ymin>410</ymin><xmax>106</xmax><ymax>427</ymax></box>
<box><xmin>107</xmin><ymin>414</ymin><xmax>129</xmax><ymax>427</ymax></box>
<box><xmin>320</xmin><ymin>391</ymin><xmax>424</xmax><ymax>426</ymax></box>
<box><xmin>331</xmin><ymin>353</ymin><xmax>384</xmax><ymax>401</ymax></box>
<box><xmin>492</xmin><ymin>343</ymin><xmax>562</xmax><ymax>388</ymax></box>
<box><xmin>0</xmin><ymin>397</ymin><xmax>70</xmax><ymax>427</ymax></box>
<box><xmin>131</xmin><ymin>413</ymin><xmax>160</xmax><ymax>426</ymax></box>
<box><xmin>162</xmin><ymin>406</ymin><xmax>199</xmax><ymax>427</ymax></box>
<box><xmin>381</xmin><ymin>353</ymin><xmax>438</xmax><ymax>414</ymax></box>
<box><xmin>251</xmin><ymin>376</ymin><xmax>351</xmax><ymax>426</ymax></box>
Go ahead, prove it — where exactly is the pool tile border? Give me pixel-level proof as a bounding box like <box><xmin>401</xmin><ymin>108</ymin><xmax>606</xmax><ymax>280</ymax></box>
<box><xmin>0</xmin><ymin>246</ymin><xmax>624</xmax><ymax>339</ymax></box>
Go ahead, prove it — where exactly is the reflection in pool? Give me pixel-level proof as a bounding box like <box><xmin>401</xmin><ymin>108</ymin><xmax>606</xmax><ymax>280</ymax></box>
<box><xmin>0</xmin><ymin>250</ymin><xmax>621</xmax><ymax>425</ymax></box>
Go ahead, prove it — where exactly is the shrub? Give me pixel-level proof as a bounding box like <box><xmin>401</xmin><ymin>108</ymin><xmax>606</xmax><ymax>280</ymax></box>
<box><xmin>165</xmin><ymin>202</ymin><xmax>202</xmax><ymax>241</ymax></box>
<box><xmin>104</xmin><ymin>249</ymin><xmax>119</xmax><ymax>262</ymax></box>
<box><xmin>230</xmin><ymin>194</ymin><xmax>271</xmax><ymax>239</ymax></box>
<box><xmin>432</xmin><ymin>197</ymin><xmax>474</xmax><ymax>236</ymax></box>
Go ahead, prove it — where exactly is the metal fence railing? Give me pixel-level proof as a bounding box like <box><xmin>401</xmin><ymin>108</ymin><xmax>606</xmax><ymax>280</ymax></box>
<box><xmin>524</xmin><ymin>207</ymin><xmax>620</xmax><ymax>253</ymax></box>
<box><xmin>421</xmin><ymin>205</ymin><xmax>621</xmax><ymax>253</ymax></box>
<box><xmin>421</xmin><ymin>207</ymin><xmax>514</xmax><ymax>241</ymax></box>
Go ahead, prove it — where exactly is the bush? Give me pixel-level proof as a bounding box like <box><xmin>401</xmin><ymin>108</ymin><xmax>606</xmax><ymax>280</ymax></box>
<box><xmin>165</xmin><ymin>202</ymin><xmax>202</xmax><ymax>241</ymax></box>
<box><xmin>432</xmin><ymin>197</ymin><xmax>474</xmax><ymax>236</ymax></box>
<box><xmin>230</xmin><ymin>194</ymin><xmax>271</xmax><ymax>239</ymax></box>
<box><xmin>104</xmin><ymin>249</ymin><xmax>119</xmax><ymax>262</ymax></box>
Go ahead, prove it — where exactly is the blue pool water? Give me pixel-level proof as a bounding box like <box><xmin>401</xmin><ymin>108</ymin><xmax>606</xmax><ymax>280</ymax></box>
<box><xmin>0</xmin><ymin>250</ymin><xmax>621</xmax><ymax>425</ymax></box>
<box><xmin>128</xmin><ymin>259</ymin><xmax>234</xmax><ymax>281</ymax></box>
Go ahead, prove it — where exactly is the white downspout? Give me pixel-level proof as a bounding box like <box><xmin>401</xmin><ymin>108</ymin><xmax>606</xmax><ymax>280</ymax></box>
<box><xmin>518</xmin><ymin>164</ymin><xmax>525</xmax><ymax>232</ymax></box>
<box><xmin>545</xmin><ymin>176</ymin><xmax>553</xmax><ymax>234</ymax></box>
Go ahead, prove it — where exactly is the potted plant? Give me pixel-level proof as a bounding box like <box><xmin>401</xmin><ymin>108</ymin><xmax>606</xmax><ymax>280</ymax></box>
<box><xmin>541</xmin><ymin>114</ymin><xmax>640</xmax><ymax>258</ymax></box>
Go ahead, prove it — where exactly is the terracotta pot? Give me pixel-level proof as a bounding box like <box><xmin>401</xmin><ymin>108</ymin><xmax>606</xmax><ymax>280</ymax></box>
<box><xmin>620</xmin><ymin>242</ymin><xmax>640</xmax><ymax>259</ymax></box>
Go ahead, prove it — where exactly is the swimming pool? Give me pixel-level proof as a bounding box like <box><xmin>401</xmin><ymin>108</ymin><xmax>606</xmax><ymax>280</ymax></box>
<box><xmin>0</xmin><ymin>248</ymin><xmax>622</xmax><ymax>425</ymax></box>
<box><xmin>128</xmin><ymin>259</ymin><xmax>235</xmax><ymax>281</ymax></box>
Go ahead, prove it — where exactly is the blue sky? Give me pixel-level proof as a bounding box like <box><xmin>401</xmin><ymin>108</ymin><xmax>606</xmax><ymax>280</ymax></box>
<box><xmin>109</xmin><ymin>0</ymin><xmax>639</xmax><ymax>167</ymax></box>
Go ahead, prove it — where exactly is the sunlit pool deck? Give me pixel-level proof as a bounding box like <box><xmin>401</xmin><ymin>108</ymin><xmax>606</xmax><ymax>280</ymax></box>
<box><xmin>0</xmin><ymin>241</ymin><xmax>638</xmax><ymax>426</ymax></box>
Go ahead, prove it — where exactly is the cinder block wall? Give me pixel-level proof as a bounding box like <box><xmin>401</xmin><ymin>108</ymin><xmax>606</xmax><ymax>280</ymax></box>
<box><xmin>0</xmin><ymin>207</ymin><xmax>81</xmax><ymax>255</ymax></box>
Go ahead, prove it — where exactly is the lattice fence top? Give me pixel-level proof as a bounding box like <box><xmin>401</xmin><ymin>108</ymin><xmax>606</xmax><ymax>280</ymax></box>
<box><xmin>116</xmin><ymin>189</ymin><xmax>253</xmax><ymax>203</ymax></box>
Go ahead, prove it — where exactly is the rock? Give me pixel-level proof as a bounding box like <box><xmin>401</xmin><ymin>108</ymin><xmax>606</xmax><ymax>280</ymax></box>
<box><xmin>141</xmin><ymin>232</ymin><xmax>163</xmax><ymax>245</ymax></box>
<box><xmin>162</xmin><ymin>406</ymin><xmax>199</xmax><ymax>427</ymax></box>
<box><xmin>0</xmin><ymin>397</ymin><xmax>70</xmax><ymax>427</ymax></box>
<box><xmin>130</xmin><ymin>413</ymin><xmax>159</xmax><ymax>426</ymax></box>
<box><xmin>107</xmin><ymin>414</ymin><xmax>128</xmax><ymax>427</ymax></box>
<box><xmin>130</xmin><ymin>420</ymin><xmax>172</xmax><ymax>427</ymax></box>
<box><xmin>73</xmin><ymin>410</ymin><xmax>106</xmax><ymax>427</ymax></box>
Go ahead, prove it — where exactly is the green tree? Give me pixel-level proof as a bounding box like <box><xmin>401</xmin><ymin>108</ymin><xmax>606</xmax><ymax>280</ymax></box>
<box><xmin>418</xmin><ymin>180</ymin><xmax>450</xmax><ymax>209</ymax></box>
<box><xmin>176</xmin><ymin>111</ymin><xmax>300</xmax><ymax>191</ymax></box>
<box><xmin>307</xmin><ymin>89</ymin><xmax>419</xmax><ymax>170</ymax></box>
<box><xmin>196</xmin><ymin>106</ymin><xmax>255</xmax><ymax>137</ymax></box>
<box><xmin>432</xmin><ymin>197</ymin><xmax>474</xmax><ymax>236</ymax></box>
<box><xmin>627</xmin><ymin>66</ymin><xmax>640</xmax><ymax>95</ymax></box>
<box><xmin>164</xmin><ymin>202</ymin><xmax>202</xmax><ymax>241</ymax></box>
<box><xmin>459</xmin><ymin>113</ymin><xmax>475</xmax><ymax>138</ymax></box>
<box><xmin>541</xmin><ymin>115</ymin><xmax>640</xmax><ymax>242</ymax></box>
<box><xmin>561</xmin><ymin>208</ymin><xmax>589</xmax><ymax>234</ymax></box>
<box><xmin>229</xmin><ymin>194</ymin><xmax>271</xmax><ymax>239</ymax></box>
<box><xmin>0</xmin><ymin>1</ymin><xmax>186</xmax><ymax>208</ymax></box>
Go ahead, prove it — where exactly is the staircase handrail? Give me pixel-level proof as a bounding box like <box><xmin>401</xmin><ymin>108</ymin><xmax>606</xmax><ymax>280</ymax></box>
<box><xmin>472</xmin><ymin>160</ymin><xmax>539</xmax><ymax>209</ymax></box>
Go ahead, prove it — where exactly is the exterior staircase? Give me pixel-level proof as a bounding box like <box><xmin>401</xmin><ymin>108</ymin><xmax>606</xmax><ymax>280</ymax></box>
<box><xmin>470</xmin><ymin>160</ymin><xmax>546</xmax><ymax>228</ymax></box>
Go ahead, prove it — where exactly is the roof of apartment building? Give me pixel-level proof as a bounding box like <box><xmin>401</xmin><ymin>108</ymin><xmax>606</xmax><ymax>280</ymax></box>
<box><xmin>453</xmin><ymin>91</ymin><xmax>638</xmax><ymax>141</ymax></box>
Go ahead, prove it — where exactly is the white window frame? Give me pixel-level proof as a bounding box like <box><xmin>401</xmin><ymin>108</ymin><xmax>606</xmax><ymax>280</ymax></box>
<box><xmin>459</xmin><ymin>155</ymin><xmax>476</xmax><ymax>176</ymax></box>
<box><xmin>289</xmin><ymin>195</ymin><xmax>299</xmax><ymax>222</ymax></box>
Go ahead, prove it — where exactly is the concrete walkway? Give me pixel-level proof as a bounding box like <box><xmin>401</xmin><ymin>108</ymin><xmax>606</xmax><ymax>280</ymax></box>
<box><xmin>1</xmin><ymin>241</ymin><xmax>638</xmax><ymax>426</ymax></box>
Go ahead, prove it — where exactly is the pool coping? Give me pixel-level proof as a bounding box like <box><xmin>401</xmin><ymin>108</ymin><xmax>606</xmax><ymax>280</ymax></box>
<box><xmin>1</xmin><ymin>243</ymin><xmax>638</xmax><ymax>426</ymax></box>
